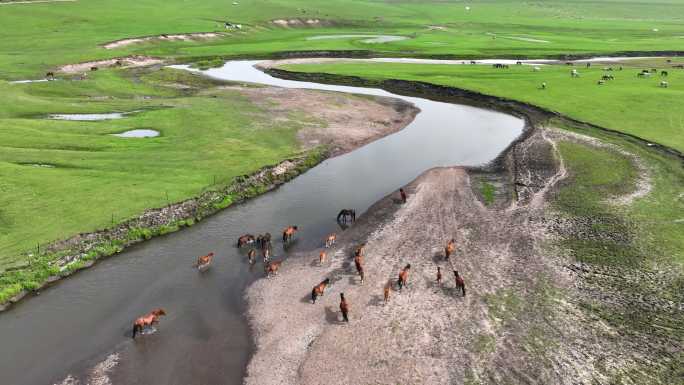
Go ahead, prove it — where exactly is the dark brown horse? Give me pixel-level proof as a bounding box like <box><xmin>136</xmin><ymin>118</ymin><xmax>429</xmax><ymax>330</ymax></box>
<box><xmin>398</xmin><ymin>264</ymin><xmax>411</xmax><ymax>291</ymax></box>
<box><xmin>237</xmin><ymin>234</ymin><xmax>255</xmax><ymax>248</ymax></box>
<box><xmin>311</xmin><ymin>278</ymin><xmax>331</xmax><ymax>304</ymax></box>
<box><xmin>45</xmin><ymin>72</ymin><xmax>55</xmax><ymax>80</ymax></box>
<box><xmin>339</xmin><ymin>293</ymin><xmax>349</xmax><ymax>322</ymax></box>
<box><xmin>265</xmin><ymin>260</ymin><xmax>282</xmax><ymax>277</ymax></box>
<box><xmin>132</xmin><ymin>308</ymin><xmax>166</xmax><ymax>339</ymax></box>
<box><xmin>354</xmin><ymin>254</ymin><xmax>365</xmax><ymax>284</ymax></box>
<box><xmin>453</xmin><ymin>270</ymin><xmax>466</xmax><ymax>297</ymax></box>
<box><xmin>436</xmin><ymin>266</ymin><xmax>442</xmax><ymax>285</ymax></box>
<box><xmin>399</xmin><ymin>188</ymin><xmax>407</xmax><ymax>203</ymax></box>
<box><xmin>336</xmin><ymin>209</ymin><xmax>356</xmax><ymax>223</ymax></box>
<box><xmin>282</xmin><ymin>226</ymin><xmax>298</xmax><ymax>243</ymax></box>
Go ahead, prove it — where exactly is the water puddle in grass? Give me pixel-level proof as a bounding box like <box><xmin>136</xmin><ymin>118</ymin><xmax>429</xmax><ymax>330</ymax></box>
<box><xmin>48</xmin><ymin>113</ymin><xmax>127</xmax><ymax>121</ymax></box>
<box><xmin>306</xmin><ymin>34</ymin><xmax>409</xmax><ymax>43</ymax></box>
<box><xmin>111</xmin><ymin>129</ymin><xmax>159</xmax><ymax>138</ymax></box>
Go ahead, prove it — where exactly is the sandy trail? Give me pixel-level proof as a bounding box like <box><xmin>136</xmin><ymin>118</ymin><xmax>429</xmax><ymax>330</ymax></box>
<box><xmin>58</xmin><ymin>56</ymin><xmax>162</xmax><ymax>74</ymax></box>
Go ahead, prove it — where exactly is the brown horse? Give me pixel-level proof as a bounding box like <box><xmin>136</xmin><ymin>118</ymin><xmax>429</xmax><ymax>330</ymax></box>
<box><xmin>445</xmin><ymin>239</ymin><xmax>456</xmax><ymax>260</ymax></box>
<box><xmin>237</xmin><ymin>234</ymin><xmax>255</xmax><ymax>248</ymax></box>
<box><xmin>262</xmin><ymin>246</ymin><xmax>271</xmax><ymax>263</ymax></box>
<box><xmin>383</xmin><ymin>282</ymin><xmax>391</xmax><ymax>304</ymax></box>
<box><xmin>453</xmin><ymin>270</ymin><xmax>466</xmax><ymax>297</ymax></box>
<box><xmin>311</xmin><ymin>278</ymin><xmax>331</xmax><ymax>304</ymax></box>
<box><xmin>436</xmin><ymin>266</ymin><xmax>442</xmax><ymax>285</ymax></box>
<box><xmin>265</xmin><ymin>260</ymin><xmax>282</xmax><ymax>277</ymax></box>
<box><xmin>282</xmin><ymin>226</ymin><xmax>298</xmax><ymax>243</ymax></box>
<box><xmin>247</xmin><ymin>249</ymin><xmax>256</xmax><ymax>264</ymax></box>
<box><xmin>399</xmin><ymin>188</ymin><xmax>407</xmax><ymax>203</ymax></box>
<box><xmin>195</xmin><ymin>252</ymin><xmax>214</xmax><ymax>270</ymax></box>
<box><xmin>319</xmin><ymin>251</ymin><xmax>326</xmax><ymax>265</ymax></box>
<box><xmin>354</xmin><ymin>254</ymin><xmax>365</xmax><ymax>284</ymax></box>
<box><xmin>132</xmin><ymin>308</ymin><xmax>166</xmax><ymax>339</ymax></box>
<box><xmin>325</xmin><ymin>233</ymin><xmax>337</xmax><ymax>248</ymax></box>
<box><xmin>398</xmin><ymin>263</ymin><xmax>411</xmax><ymax>291</ymax></box>
<box><xmin>354</xmin><ymin>243</ymin><xmax>365</xmax><ymax>258</ymax></box>
<box><xmin>339</xmin><ymin>293</ymin><xmax>349</xmax><ymax>322</ymax></box>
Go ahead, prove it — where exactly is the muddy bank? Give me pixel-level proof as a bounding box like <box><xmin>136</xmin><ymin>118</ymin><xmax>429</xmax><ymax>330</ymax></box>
<box><xmin>102</xmin><ymin>32</ymin><xmax>221</xmax><ymax>50</ymax></box>
<box><xmin>57</xmin><ymin>55</ymin><xmax>163</xmax><ymax>74</ymax></box>
<box><xmin>0</xmin><ymin>85</ymin><xmax>417</xmax><ymax>312</ymax></box>
<box><xmin>233</xmin><ymin>86</ymin><xmax>419</xmax><ymax>156</ymax></box>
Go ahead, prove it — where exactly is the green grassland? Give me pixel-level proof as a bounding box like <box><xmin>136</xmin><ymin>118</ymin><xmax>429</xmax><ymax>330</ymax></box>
<box><xmin>280</xmin><ymin>59</ymin><xmax>684</xmax><ymax>151</ymax></box>
<box><xmin>2</xmin><ymin>0</ymin><xmax>684</xmax><ymax>79</ymax></box>
<box><xmin>0</xmin><ymin>68</ymin><xmax>305</xmax><ymax>266</ymax></box>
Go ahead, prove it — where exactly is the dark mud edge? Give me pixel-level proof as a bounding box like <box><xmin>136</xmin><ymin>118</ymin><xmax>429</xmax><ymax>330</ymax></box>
<box><xmin>0</xmin><ymin>150</ymin><xmax>326</xmax><ymax>312</ymax></box>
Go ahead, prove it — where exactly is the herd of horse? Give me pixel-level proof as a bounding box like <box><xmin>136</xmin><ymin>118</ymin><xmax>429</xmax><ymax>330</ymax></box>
<box><xmin>132</xmin><ymin>191</ymin><xmax>468</xmax><ymax>337</ymax></box>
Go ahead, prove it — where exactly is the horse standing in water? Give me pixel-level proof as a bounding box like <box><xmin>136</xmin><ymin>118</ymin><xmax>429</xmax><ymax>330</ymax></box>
<box><xmin>325</xmin><ymin>233</ymin><xmax>337</xmax><ymax>248</ymax></box>
<box><xmin>237</xmin><ymin>234</ymin><xmax>255</xmax><ymax>248</ymax></box>
<box><xmin>132</xmin><ymin>308</ymin><xmax>166</xmax><ymax>339</ymax></box>
<box><xmin>453</xmin><ymin>270</ymin><xmax>466</xmax><ymax>297</ymax></box>
<box><xmin>337</xmin><ymin>209</ymin><xmax>356</xmax><ymax>223</ymax></box>
<box><xmin>398</xmin><ymin>264</ymin><xmax>411</xmax><ymax>291</ymax></box>
<box><xmin>311</xmin><ymin>278</ymin><xmax>331</xmax><ymax>304</ymax></box>
<box><xmin>339</xmin><ymin>293</ymin><xmax>350</xmax><ymax>322</ymax></box>
<box><xmin>247</xmin><ymin>249</ymin><xmax>256</xmax><ymax>264</ymax></box>
<box><xmin>354</xmin><ymin>253</ymin><xmax>365</xmax><ymax>284</ymax></box>
<box><xmin>265</xmin><ymin>261</ymin><xmax>282</xmax><ymax>277</ymax></box>
<box><xmin>195</xmin><ymin>252</ymin><xmax>214</xmax><ymax>270</ymax></box>
<box><xmin>282</xmin><ymin>226</ymin><xmax>298</xmax><ymax>243</ymax></box>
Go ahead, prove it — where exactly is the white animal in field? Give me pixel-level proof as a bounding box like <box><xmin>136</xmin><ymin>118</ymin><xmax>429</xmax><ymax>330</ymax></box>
<box><xmin>533</xmin><ymin>66</ymin><xmax>541</xmax><ymax>72</ymax></box>
<box><xmin>571</xmin><ymin>69</ymin><xmax>579</xmax><ymax>77</ymax></box>
<box><xmin>660</xmin><ymin>81</ymin><xmax>669</xmax><ymax>88</ymax></box>
<box><xmin>541</xmin><ymin>82</ymin><xmax>547</xmax><ymax>89</ymax></box>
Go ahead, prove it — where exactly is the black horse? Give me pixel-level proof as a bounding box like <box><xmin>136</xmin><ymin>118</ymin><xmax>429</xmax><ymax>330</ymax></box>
<box><xmin>337</xmin><ymin>209</ymin><xmax>356</xmax><ymax>223</ymax></box>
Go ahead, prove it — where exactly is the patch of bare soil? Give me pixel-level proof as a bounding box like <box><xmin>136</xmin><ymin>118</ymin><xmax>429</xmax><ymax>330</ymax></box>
<box><xmin>102</xmin><ymin>33</ymin><xmax>221</xmax><ymax>50</ymax></box>
<box><xmin>57</xmin><ymin>56</ymin><xmax>163</xmax><ymax>74</ymax></box>
<box><xmin>245</xmin><ymin>127</ymin><xmax>676</xmax><ymax>384</ymax></box>
<box><xmin>271</xmin><ymin>19</ymin><xmax>336</xmax><ymax>28</ymax></box>
<box><xmin>231</xmin><ymin>86</ymin><xmax>419</xmax><ymax>156</ymax></box>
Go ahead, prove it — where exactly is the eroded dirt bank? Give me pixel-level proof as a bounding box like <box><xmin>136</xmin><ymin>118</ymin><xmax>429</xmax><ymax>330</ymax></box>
<box><xmin>245</xmin><ymin>125</ymin><xmax>678</xmax><ymax>384</ymax></box>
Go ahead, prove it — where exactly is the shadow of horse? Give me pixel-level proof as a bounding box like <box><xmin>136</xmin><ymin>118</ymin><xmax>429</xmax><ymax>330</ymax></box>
<box><xmin>368</xmin><ymin>294</ymin><xmax>385</xmax><ymax>307</ymax></box>
<box><xmin>324</xmin><ymin>306</ymin><xmax>341</xmax><ymax>324</ymax></box>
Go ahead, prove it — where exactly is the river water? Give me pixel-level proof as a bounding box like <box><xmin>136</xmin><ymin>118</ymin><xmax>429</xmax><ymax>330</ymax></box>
<box><xmin>0</xmin><ymin>61</ymin><xmax>523</xmax><ymax>385</ymax></box>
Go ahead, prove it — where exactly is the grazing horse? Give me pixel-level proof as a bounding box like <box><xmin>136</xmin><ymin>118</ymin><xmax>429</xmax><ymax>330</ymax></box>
<box><xmin>660</xmin><ymin>81</ymin><xmax>669</xmax><ymax>88</ymax></box>
<box><xmin>319</xmin><ymin>251</ymin><xmax>327</xmax><ymax>265</ymax></box>
<box><xmin>383</xmin><ymin>282</ymin><xmax>391</xmax><ymax>304</ymax></box>
<box><xmin>571</xmin><ymin>69</ymin><xmax>579</xmax><ymax>78</ymax></box>
<box><xmin>282</xmin><ymin>226</ymin><xmax>298</xmax><ymax>243</ymax></box>
<box><xmin>399</xmin><ymin>188</ymin><xmax>407</xmax><ymax>203</ymax></box>
<box><xmin>354</xmin><ymin>254</ymin><xmax>365</xmax><ymax>284</ymax></box>
<box><xmin>445</xmin><ymin>239</ymin><xmax>456</xmax><ymax>260</ymax></box>
<box><xmin>339</xmin><ymin>293</ymin><xmax>349</xmax><ymax>322</ymax></box>
<box><xmin>264</xmin><ymin>261</ymin><xmax>282</xmax><ymax>277</ymax></box>
<box><xmin>398</xmin><ymin>264</ymin><xmax>411</xmax><ymax>291</ymax></box>
<box><xmin>311</xmin><ymin>278</ymin><xmax>331</xmax><ymax>304</ymax></box>
<box><xmin>45</xmin><ymin>72</ymin><xmax>55</xmax><ymax>80</ymax></box>
<box><xmin>661</xmin><ymin>70</ymin><xmax>668</xmax><ymax>77</ymax></box>
<box><xmin>436</xmin><ymin>266</ymin><xmax>442</xmax><ymax>285</ymax></box>
<box><xmin>453</xmin><ymin>270</ymin><xmax>466</xmax><ymax>297</ymax></box>
<box><xmin>325</xmin><ymin>233</ymin><xmax>337</xmax><ymax>248</ymax></box>
<box><xmin>337</xmin><ymin>209</ymin><xmax>356</xmax><ymax>223</ymax></box>
<box><xmin>132</xmin><ymin>308</ymin><xmax>166</xmax><ymax>339</ymax></box>
<box><xmin>540</xmin><ymin>81</ymin><xmax>547</xmax><ymax>89</ymax></box>
<box><xmin>597</xmin><ymin>80</ymin><xmax>605</xmax><ymax>85</ymax></box>
<box><xmin>90</xmin><ymin>66</ymin><xmax>98</xmax><ymax>71</ymax></box>
<box><xmin>237</xmin><ymin>234</ymin><xmax>255</xmax><ymax>248</ymax></box>
<box><xmin>256</xmin><ymin>233</ymin><xmax>272</xmax><ymax>250</ymax></box>
<box><xmin>195</xmin><ymin>252</ymin><xmax>214</xmax><ymax>270</ymax></box>
<box><xmin>247</xmin><ymin>249</ymin><xmax>256</xmax><ymax>264</ymax></box>
<box><xmin>601</xmin><ymin>74</ymin><xmax>614</xmax><ymax>80</ymax></box>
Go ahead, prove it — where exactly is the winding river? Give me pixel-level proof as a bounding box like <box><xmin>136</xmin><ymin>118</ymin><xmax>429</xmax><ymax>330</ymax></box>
<box><xmin>0</xmin><ymin>61</ymin><xmax>523</xmax><ymax>385</ymax></box>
